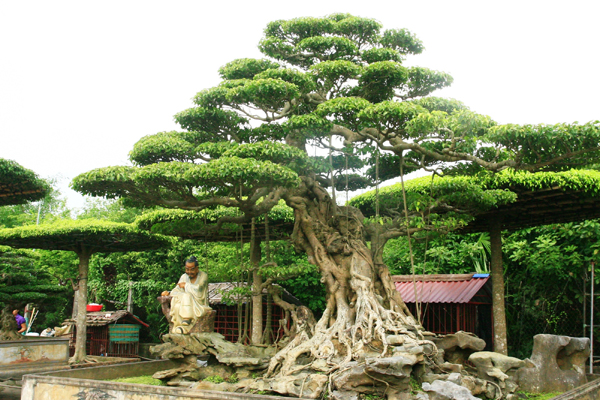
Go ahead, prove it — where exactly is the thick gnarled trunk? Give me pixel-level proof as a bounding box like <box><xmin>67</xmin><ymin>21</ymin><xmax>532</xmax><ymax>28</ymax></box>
<box><xmin>267</xmin><ymin>183</ymin><xmax>425</xmax><ymax>378</ymax></box>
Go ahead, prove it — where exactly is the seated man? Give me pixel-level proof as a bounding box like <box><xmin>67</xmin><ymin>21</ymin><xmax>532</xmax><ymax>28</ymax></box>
<box><xmin>161</xmin><ymin>256</ymin><xmax>211</xmax><ymax>334</ymax></box>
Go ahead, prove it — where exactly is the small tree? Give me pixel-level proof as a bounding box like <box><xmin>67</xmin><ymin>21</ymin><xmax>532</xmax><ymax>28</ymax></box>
<box><xmin>0</xmin><ymin>219</ymin><xmax>170</xmax><ymax>362</ymax></box>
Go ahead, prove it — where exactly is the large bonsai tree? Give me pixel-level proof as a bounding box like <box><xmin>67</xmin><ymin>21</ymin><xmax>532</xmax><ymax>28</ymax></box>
<box><xmin>0</xmin><ymin>220</ymin><xmax>170</xmax><ymax>362</ymax></box>
<box><xmin>71</xmin><ymin>14</ymin><xmax>600</xmax><ymax>392</ymax></box>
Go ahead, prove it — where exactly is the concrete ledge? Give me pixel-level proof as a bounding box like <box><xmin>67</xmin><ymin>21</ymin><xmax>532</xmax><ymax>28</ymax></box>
<box><xmin>551</xmin><ymin>376</ymin><xmax>600</xmax><ymax>400</ymax></box>
<box><xmin>42</xmin><ymin>359</ymin><xmax>180</xmax><ymax>380</ymax></box>
<box><xmin>0</xmin><ymin>338</ymin><xmax>69</xmax><ymax>379</ymax></box>
<box><xmin>21</xmin><ymin>373</ymin><xmax>309</xmax><ymax>400</ymax></box>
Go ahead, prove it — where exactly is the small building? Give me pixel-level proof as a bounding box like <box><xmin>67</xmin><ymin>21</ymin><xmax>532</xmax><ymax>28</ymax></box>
<box><xmin>64</xmin><ymin>310</ymin><xmax>148</xmax><ymax>358</ymax></box>
<box><xmin>392</xmin><ymin>273</ymin><xmax>493</xmax><ymax>349</ymax></box>
<box><xmin>208</xmin><ymin>282</ymin><xmax>301</xmax><ymax>343</ymax></box>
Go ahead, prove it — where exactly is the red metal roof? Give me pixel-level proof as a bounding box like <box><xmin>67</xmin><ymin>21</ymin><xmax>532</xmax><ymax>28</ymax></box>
<box><xmin>393</xmin><ymin>273</ymin><xmax>489</xmax><ymax>304</ymax></box>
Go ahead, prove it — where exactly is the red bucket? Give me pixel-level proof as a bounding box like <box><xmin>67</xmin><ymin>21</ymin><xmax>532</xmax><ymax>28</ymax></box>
<box><xmin>86</xmin><ymin>304</ymin><xmax>103</xmax><ymax>312</ymax></box>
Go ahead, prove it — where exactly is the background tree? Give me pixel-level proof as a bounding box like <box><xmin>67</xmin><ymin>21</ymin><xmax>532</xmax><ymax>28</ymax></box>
<box><xmin>0</xmin><ymin>220</ymin><xmax>170</xmax><ymax>362</ymax></box>
<box><xmin>0</xmin><ymin>246</ymin><xmax>69</xmax><ymax>340</ymax></box>
<box><xmin>71</xmin><ymin>14</ymin><xmax>600</xmax><ymax>392</ymax></box>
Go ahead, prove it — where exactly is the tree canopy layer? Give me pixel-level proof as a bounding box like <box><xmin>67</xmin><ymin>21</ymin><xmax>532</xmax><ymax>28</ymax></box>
<box><xmin>134</xmin><ymin>203</ymin><xmax>294</xmax><ymax>241</ymax></box>
<box><xmin>351</xmin><ymin>169</ymin><xmax>600</xmax><ymax>232</ymax></box>
<box><xmin>0</xmin><ymin>158</ymin><xmax>50</xmax><ymax>206</ymax></box>
<box><xmin>70</xmin><ymin>14</ymin><xmax>600</xmax><ymax>392</ymax></box>
<box><xmin>0</xmin><ymin>219</ymin><xmax>171</xmax><ymax>253</ymax></box>
<box><xmin>0</xmin><ymin>219</ymin><xmax>170</xmax><ymax>362</ymax></box>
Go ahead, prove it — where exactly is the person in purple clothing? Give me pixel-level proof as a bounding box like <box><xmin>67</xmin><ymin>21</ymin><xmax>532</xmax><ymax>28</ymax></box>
<box><xmin>12</xmin><ymin>309</ymin><xmax>27</xmax><ymax>334</ymax></box>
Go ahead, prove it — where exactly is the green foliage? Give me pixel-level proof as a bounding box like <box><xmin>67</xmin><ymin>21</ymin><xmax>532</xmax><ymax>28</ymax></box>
<box><xmin>384</xmin><ymin>231</ymin><xmax>494</xmax><ymax>276</ymax></box>
<box><xmin>0</xmin><ymin>245</ymin><xmax>70</xmax><ymax>330</ymax></box>
<box><xmin>219</xmin><ymin>58</ymin><xmax>280</xmax><ymax>80</ymax></box>
<box><xmin>226</xmin><ymin>373</ymin><xmax>239</xmax><ymax>384</ymax></box>
<box><xmin>486</xmin><ymin>121</ymin><xmax>600</xmax><ymax>171</ymax></box>
<box><xmin>350</xmin><ymin>174</ymin><xmax>518</xmax><ymax>221</ymax></box>
<box><xmin>0</xmin><ymin>159</ymin><xmax>50</xmax><ymax>206</ymax></box>
<box><xmin>109</xmin><ymin>375</ymin><xmax>165</xmax><ymax>386</ymax></box>
<box><xmin>517</xmin><ymin>392</ymin><xmax>562</xmax><ymax>400</ymax></box>
<box><xmin>203</xmin><ymin>375</ymin><xmax>225</xmax><ymax>383</ymax></box>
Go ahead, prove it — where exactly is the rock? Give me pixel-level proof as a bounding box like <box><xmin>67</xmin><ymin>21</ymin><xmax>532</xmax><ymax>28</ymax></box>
<box><xmin>415</xmin><ymin>392</ymin><xmax>430</xmax><ymax>400</ymax></box>
<box><xmin>468</xmin><ymin>352</ymin><xmax>525</xmax><ymax>382</ymax></box>
<box><xmin>152</xmin><ymin>364</ymin><xmax>194</xmax><ymax>380</ymax></box>
<box><xmin>433</xmin><ymin>331</ymin><xmax>486</xmax><ymax>364</ymax></box>
<box><xmin>422</xmin><ymin>380</ymin><xmax>479</xmax><ymax>400</ymax></box>
<box><xmin>516</xmin><ymin>334</ymin><xmax>589</xmax><ymax>393</ymax></box>
<box><xmin>252</xmin><ymin>373</ymin><xmax>329</xmax><ymax>399</ymax></box>
<box><xmin>180</xmin><ymin>369</ymin><xmax>202</xmax><ymax>381</ymax></box>
<box><xmin>193</xmin><ymin>381</ymin><xmax>237</xmax><ymax>392</ymax></box>
<box><xmin>409</xmin><ymin>345</ymin><xmax>425</xmax><ymax>355</ymax></box>
<box><xmin>365</xmin><ymin>355</ymin><xmax>420</xmax><ymax>387</ymax></box>
<box><xmin>150</xmin><ymin>342</ymin><xmax>186</xmax><ymax>359</ymax></box>
<box><xmin>387</xmin><ymin>335</ymin><xmax>406</xmax><ymax>345</ymax></box>
<box><xmin>447</xmin><ymin>373</ymin><xmax>462</xmax><ymax>386</ymax></box>
<box><xmin>440</xmin><ymin>363</ymin><xmax>463</xmax><ymax>374</ymax></box>
<box><xmin>196</xmin><ymin>364</ymin><xmax>235</xmax><ymax>381</ymax></box>
<box><xmin>421</xmin><ymin>373</ymin><xmax>449</xmax><ymax>384</ymax></box>
<box><xmin>460</xmin><ymin>376</ymin><xmax>487</xmax><ymax>396</ymax></box>
<box><xmin>330</xmin><ymin>390</ymin><xmax>359</xmax><ymax>400</ymax></box>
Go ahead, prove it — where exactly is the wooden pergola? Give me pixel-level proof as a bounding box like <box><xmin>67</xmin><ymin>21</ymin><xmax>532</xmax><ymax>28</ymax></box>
<box><xmin>0</xmin><ymin>159</ymin><xmax>49</xmax><ymax>206</ymax></box>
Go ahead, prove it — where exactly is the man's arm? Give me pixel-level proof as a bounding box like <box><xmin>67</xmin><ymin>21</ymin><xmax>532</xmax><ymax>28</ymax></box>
<box><xmin>18</xmin><ymin>322</ymin><xmax>26</xmax><ymax>333</ymax></box>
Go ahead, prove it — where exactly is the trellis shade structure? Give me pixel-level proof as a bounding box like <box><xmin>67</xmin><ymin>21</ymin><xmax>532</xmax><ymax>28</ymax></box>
<box><xmin>351</xmin><ymin>169</ymin><xmax>600</xmax><ymax>354</ymax></box>
<box><xmin>0</xmin><ymin>220</ymin><xmax>170</xmax><ymax>363</ymax></box>
<box><xmin>461</xmin><ymin>169</ymin><xmax>600</xmax><ymax>232</ymax></box>
<box><xmin>0</xmin><ymin>158</ymin><xmax>50</xmax><ymax>206</ymax></box>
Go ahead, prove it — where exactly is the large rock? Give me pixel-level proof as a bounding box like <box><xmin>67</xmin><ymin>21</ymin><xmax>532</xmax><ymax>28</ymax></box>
<box><xmin>433</xmin><ymin>332</ymin><xmax>486</xmax><ymax>364</ymax></box>
<box><xmin>251</xmin><ymin>373</ymin><xmax>329</xmax><ymax>399</ymax></box>
<box><xmin>516</xmin><ymin>334</ymin><xmax>589</xmax><ymax>393</ymax></box>
<box><xmin>469</xmin><ymin>352</ymin><xmax>525</xmax><ymax>382</ymax></box>
<box><xmin>330</xmin><ymin>354</ymin><xmax>423</xmax><ymax>399</ymax></box>
<box><xmin>422</xmin><ymin>380</ymin><xmax>479</xmax><ymax>400</ymax></box>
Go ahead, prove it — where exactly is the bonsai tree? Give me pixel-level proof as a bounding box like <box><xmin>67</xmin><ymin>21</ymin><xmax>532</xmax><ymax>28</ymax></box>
<box><xmin>0</xmin><ymin>219</ymin><xmax>170</xmax><ymax>362</ymax></box>
<box><xmin>71</xmin><ymin>14</ymin><xmax>600</xmax><ymax>395</ymax></box>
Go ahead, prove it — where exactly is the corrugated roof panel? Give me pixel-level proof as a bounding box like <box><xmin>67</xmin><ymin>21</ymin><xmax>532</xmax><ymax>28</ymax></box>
<box><xmin>394</xmin><ymin>276</ymin><xmax>489</xmax><ymax>304</ymax></box>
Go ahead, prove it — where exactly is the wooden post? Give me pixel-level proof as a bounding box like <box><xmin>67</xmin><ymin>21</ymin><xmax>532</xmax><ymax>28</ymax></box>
<box><xmin>127</xmin><ymin>281</ymin><xmax>133</xmax><ymax>313</ymax></box>
<box><xmin>490</xmin><ymin>217</ymin><xmax>508</xmax><ymax>355</ymax></box>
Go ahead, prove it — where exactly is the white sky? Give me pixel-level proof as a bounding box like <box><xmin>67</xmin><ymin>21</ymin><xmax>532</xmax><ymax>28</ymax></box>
<box><xmin>1</xmin><ymin>1</ymin><xmax>599</xmax><ymax>210</ymax></box>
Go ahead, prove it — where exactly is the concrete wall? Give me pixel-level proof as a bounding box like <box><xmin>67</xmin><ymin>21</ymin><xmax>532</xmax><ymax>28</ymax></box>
<box><xmin>0</xmin><ymin>338</ymin><xmax>69</xmax><ymax>379</ymax></box>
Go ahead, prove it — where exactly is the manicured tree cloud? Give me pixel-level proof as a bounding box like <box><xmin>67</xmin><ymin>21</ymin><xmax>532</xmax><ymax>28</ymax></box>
<box><xmin>0</xmin><ymin>159</ymin><xmax>50</xmax><ymax>206</ymax></box>
<box><xmin>0</xmin><ymin>219</ymin><xmax>170</xmax><ymax>362</ymax></box>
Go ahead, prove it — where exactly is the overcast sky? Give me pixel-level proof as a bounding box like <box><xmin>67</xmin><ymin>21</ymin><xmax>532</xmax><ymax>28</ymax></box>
<box><xmin>2</xmin><ymin>1</ymin><xmax>599</xmax><ymax>210</ymax></box>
